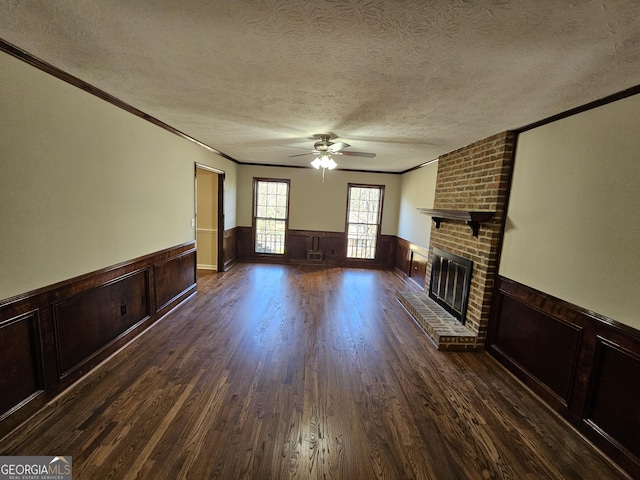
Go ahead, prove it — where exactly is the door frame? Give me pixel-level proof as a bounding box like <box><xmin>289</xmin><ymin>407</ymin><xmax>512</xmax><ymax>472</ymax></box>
<box><xmin>195</xmin><ymin>163</ymin><xmax>226</xmax><ymax>272</ymax></box>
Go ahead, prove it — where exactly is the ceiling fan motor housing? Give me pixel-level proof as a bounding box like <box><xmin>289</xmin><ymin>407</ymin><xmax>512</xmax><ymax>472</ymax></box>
<box><xmin>314</xmin><ymin>136</ymin><xmax>332</xmax><ymax>151</ymax></box>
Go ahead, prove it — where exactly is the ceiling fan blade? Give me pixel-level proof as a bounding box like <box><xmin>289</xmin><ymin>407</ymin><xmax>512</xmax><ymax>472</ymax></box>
<box><xmin>337</xmin><ymin>151</ymin><xmax>376</xmax><ymax>158</ymax></box>
<box><xmin>287</xmin><ymin>149</ymin><xmax>320</xmax><ymax>158</ymax></box>
<box><xmin>280</xmin><ymin>145</ymin><xmax>314</xmax><ymax>151</ymax></box>
<box><xmin>328</xmin><ymin>141</ymin><xmax>350</xmax><ymax>153</ymax></box>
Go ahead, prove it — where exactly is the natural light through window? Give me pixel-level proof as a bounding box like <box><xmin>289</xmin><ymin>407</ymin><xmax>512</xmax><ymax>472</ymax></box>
<box><xmin>254</xmin><ymin>179</ymin><xmax>289</xmax><ymax>254</ymax></box>
<box><xmin>346</xmin><ymin>184</ymin><xmax>383</xmax><ymax>259</ymax></box>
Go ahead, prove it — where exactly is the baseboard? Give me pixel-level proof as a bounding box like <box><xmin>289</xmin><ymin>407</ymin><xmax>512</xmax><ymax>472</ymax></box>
<box><xmin>197</xmin><ymin>264</ymin><xmax>217</xmax><ymax>271</ymax></box>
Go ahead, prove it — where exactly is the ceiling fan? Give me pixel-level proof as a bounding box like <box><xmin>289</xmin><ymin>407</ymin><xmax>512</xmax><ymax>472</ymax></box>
<box><xmin>286</xmin><ymin>134</ymin><xmax>376</xmax><ymax>171</ymax></box>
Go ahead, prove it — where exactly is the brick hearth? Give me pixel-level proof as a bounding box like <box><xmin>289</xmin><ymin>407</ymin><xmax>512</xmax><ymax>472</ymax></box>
<box><xmin>398</xmin><ymin>291</ymin><xmax>477</xmax><ymax>350</ymax></box>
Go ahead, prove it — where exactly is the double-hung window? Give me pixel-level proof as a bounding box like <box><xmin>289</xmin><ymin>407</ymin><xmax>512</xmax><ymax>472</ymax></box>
<box><xmin>253</xmin><ymin>178</ymin><xmax>290</xmax><ymax>255</ymax></box>
<box><xmin>346</xmin><ymin>184</ymin><xmax>384</xmax><ymax>259</ymax></box>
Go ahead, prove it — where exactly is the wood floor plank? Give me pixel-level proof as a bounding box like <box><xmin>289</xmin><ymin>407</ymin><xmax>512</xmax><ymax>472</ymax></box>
<box><xmin>0</xmin><ymin>263</ymin><xmax>630</xmax><ymax>479</ymax></box>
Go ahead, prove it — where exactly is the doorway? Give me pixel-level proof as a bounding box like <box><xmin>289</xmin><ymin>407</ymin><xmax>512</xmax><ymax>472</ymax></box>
<box><xmin>195</xmin><ymin>164</ymin><xmax>225</xmax><ymax>272</ymax></box>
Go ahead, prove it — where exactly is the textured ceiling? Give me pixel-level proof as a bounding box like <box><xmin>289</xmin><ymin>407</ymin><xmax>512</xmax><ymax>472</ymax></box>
<box><xmin>1</xmin><ymin>0</ymin><xmax>640</xmax><ymax>172</ymax></box>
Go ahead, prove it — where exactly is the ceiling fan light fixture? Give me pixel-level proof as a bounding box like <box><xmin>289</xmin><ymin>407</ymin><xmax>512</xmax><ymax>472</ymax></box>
<box><xmin>302</xmin><ymin>134</ymin><xmax>374</xmax><ymax>172</ymax></box>
<box><xmin>311</xmin><ymin>154</ymin><xmax>337</xmax><ymax>170</ymax></box>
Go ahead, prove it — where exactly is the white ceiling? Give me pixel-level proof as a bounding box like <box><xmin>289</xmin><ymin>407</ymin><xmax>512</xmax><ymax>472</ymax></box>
<box><xmin>1</xmin><ymin>0</ymin><xmax>639</xmax><ymax>172</ymax></box>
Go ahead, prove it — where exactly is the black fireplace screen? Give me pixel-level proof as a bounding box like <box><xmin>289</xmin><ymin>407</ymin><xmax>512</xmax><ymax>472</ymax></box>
<box><xmin>428</xmin><ymin>247</ymin><xmax>473</xmax><ymax>325</ymax></box>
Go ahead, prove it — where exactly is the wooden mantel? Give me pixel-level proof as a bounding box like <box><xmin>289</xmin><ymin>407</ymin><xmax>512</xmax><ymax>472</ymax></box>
<box><xmin>418</xmin><ymin>208</ymin><xmax>495</xmax><ymax>237</ymax></box>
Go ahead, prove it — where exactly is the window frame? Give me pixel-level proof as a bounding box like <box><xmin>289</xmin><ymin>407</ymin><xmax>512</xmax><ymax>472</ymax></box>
<box><xmin>345</xmin><ymin>183</ymin><xmax>385</xmax><ymax>260</ymax></box>
<box><xmin>252</xmin><ymin>177</ymin><xmax>291</xmax><ymax>255</ymax></box>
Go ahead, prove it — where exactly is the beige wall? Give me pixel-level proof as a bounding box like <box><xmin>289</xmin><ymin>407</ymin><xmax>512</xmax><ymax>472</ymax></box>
<box><xmin>0</xmin><ymin>51</ymin><xmax>237</xmax><ymax>300</ymax></box>
<box><xmin>196</xmin><ymin>168</ymin><xmax>219</xmax><ymax>270</ymax></box>
<box><xmin>236</xmin><ymin>165</ymin><xmax>401</xmax><ymax>235</ymax></box>
<box><xmin>397</xmin><ymin>161</ymin><xmax>438</xmax><ymax>248</ymax></box>
<box><xmin>500</xmin><ymin>93</ymin><xmax>640</xmax><ymax>329</ymax></box>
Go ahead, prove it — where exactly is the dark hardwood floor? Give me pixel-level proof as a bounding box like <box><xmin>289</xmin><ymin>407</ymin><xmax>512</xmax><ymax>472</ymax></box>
<box><xmin>0</xmin><ymin>263</ymin><xmax>629</xmax><ymax>479</ymax></box>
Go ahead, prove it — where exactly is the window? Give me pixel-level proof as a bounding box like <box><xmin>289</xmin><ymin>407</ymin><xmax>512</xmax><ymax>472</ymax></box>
<box><xmin>346</xmin><ymin>184</ymin><xmax>384</xmax><ymax>259</ymax></box>
<box><xmin>253</xmin><ymin>178</ymin><xmax>290</xmax><ymax>254</ymax></box>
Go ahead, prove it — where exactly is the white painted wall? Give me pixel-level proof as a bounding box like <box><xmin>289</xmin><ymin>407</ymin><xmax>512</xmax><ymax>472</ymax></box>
<box><xmin>397</xmin><ymin>161</ymin><xmax>438</xmax><ymax>248</ymax></box>
<box><xmin>0</xmin><ymin>51</ymin><xmax>237</xmax><ymax>300</ymax></box>
<box><xmin>500</xmin><ymin>93</ymin><xmax>640</xmax><ymax>329</ymax></box>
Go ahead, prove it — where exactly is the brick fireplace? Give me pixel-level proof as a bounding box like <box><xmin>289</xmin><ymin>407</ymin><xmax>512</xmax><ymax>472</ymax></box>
<box><xmin>400</xmin><ymin>131</ymin><xmax>516</xmax><ymax>350</ymax></box>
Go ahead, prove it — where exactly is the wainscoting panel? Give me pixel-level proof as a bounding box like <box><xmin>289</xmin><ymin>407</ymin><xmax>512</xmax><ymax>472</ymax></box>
<box><xmin>409</xmin><ymin>250</ymin><xmax>428</xmax><ymax>291</ymax></box>
<box><xmin>585</xmin><ymin>337</ymin><xmax>640</xmax><ymax>461</ymax></box>
<box><xmin>491</xmin><ymin>294</ymin><xmax>582</xmax><ymax>405</ymax></box>
<box><xmin>236</xmin><ymin>227</ymin><xmax>394</xmax><ymax>268</ymax></box>
<box><xmin>0</xmin><ymin>311</ymin><xmax>44</xmax><ymax>419</ymax></box>
<box><xmin>223</xmin><ymin>227</ymin><xmax>237</xmax><ymax>270</ymax></box>
<box><xmin>487</xmin><ymin>276</ymin><xmax>640</xmax><ymax>478</ymax></box>
<box><xmin>310</xmin><ymin>231</ymin><xmax>347</xmax><ymax>264</ymax></box>
<box><xmin>0</xmin><ymin>241</ymin><xmax>196</xmax><ymax>439</ymax></box>
<box><xmin>287</xmin><ymin>230</ymin><xmax>314</xmax><ymax>260</ymax></box>
<box><xmin>154</xmin><ymin>249</ymin><xmax>196</xmax><ymax>312</ymax></box>
<box><xmin>375</xmin><ymin>235</ymin><xmax>395</xmax><ymax>268</ymax></box>
<box><xmin>393</xmin><ymin>237</ymin><xmax>429</xmax><ymax>290</ymax></box>
<box><xmin>53</xmin><ymin>269</ymin><xmax>150</xmax><ymax>376</ymax></box>
<box><xmin>394</xmin><ymin>237</ymin><xmax>411</xmax><ymax>276</ymax></box>
<box><xmin>236</xmin><ymin>226</ymin><xmax>254</xmax><ymax>260</ymax></box>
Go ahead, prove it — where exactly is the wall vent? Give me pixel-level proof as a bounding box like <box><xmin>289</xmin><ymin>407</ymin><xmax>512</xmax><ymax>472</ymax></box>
<box><xmin>306</xmin><ymin>250</ymin><xmax>324</xmax><ymax>261</ymax></box>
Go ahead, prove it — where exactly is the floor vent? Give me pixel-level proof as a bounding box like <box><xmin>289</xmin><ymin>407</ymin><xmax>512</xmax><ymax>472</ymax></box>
<box><xmin>306</xmin><ymin>250</ymin><xmax>324</xmax><ymax>261</ymax></box>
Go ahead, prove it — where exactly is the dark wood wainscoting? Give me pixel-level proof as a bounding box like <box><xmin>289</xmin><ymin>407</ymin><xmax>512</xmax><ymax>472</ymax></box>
<box><xmin>236</xmin><ymin>227</ymin><xmax>395</xmax><ymax>269</ymax></box>
<box><xmin>54</xmin><ymin>269</ymin><xmax>151</xmax><ymax>377</ymax></box>
<box><xmin>393</xmin><ymin>237</ymin><xmax>429</xmax><ymax>290</ymax></box>
<box><xmin>0</xmin><ymin>311</ymin><xmax>44</xmax><ymax>419</ymax></box>
<box><xmin>487</xmin><ymin>276</ymin><xmax>640</xmax><ymax>478</ymax></box>
<box><xmin>287</xmin><ymin>230</ymin><xmax>345</xmax><ymax>264</ymax></box>
<box><xmin>154</xmin><ymin>250</ymin><xmax>196</xmax><ymax>311</ymax></box>
<box><xmin>236</xmin><ymin>226</ymin><xmax>253</xmax><ymax>260</ymax></box>
<box><xmin>222</xmin><ymin>227</ymin><xmax>237</xmax><ymax>270</ymax></box>
<box><xmin>0</xmin><ymin>242</ymin><xmax>196</xmax><ymax>438</ymax></box>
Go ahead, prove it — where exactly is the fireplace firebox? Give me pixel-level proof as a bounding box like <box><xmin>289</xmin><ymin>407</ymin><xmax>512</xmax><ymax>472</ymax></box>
<box><xmin>428</xmin><ymin>248</ymin><xmax>473</xmax><ymax>325</ymax></box>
